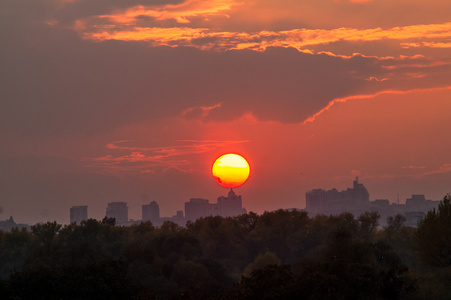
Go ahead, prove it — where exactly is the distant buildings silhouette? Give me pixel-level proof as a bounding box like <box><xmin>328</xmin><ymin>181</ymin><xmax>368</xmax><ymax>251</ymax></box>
<box><xmin>142</xmin><ymin>201</ymin><xmax>160</xmax><ymax>224</ymax></box>
<box><xmin>0</xmin><ymin>178</ymin><xmax>442</xmax><ymax>232</ymax></box>
<box><xmin>1</xmin><ymin>178</ymin><xmax>441</xmax><ymax>231</ymax></box>
<box><xmin>305</xmin><ymin>177</ymin><xmax>441</xmax><ymax>226</ymax></box>
<box><xmin>306</xmin><ymin>177</ymin><xmax>369</xmax><ymax>215</ymax></box>
<box><xmin>68</xmin><ymin>189</ymin><xmax>247</xmax><ymax>228</ymax></box>
<box><xmin>61</xmin><ymin>182</ymin><xmax>440</xmax><ymax>228</ymax></box>
<box><xmin>185</xmin><ymin>189</ymin><xmax>246</xmax><ymax>222</ymax></box>
<box><xmin>0</xmin><ymin>216</ymin><xmax>29</xmax><ymax>232</ymax></box>
<box><xmin>70</xmin><ymin>206</ymin><xmax>88</xmax><ymax>224</ymax></box>
<box><xmin>105</xmin><ymin>202</ymin><xmax>129</xmax><ymax>225</ymax></box>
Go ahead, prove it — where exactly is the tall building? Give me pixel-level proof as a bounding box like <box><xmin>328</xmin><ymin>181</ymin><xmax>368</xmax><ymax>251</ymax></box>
<box><xmin>142</xmin><ymin>201</ymin><xmax>160</xmax><ymax>223</ymax></box>
<box><xmin>305</xmin><ymin>177</ymin><xmax>369</xmax><ymax>215</ymax></box>
<box><xmin>184</xmin><ymin>189</ymin><xmax>246</xmax><ymax>221</ymax></box>
<box><xmin>185</xmin><ymin>198</ymin><xmax>215</xmax><ymax>221</ymax></box>
<box><xmin>217</xmin><ymin>189</ymin><xmax>246</xmax><ymax>217</ymax></box>
<box><xmin>406</xmin><ymin>195</ymin><xmax>426</xmax><ymax>206</ymax></box>
<box><xmin>106</xmin><ymin>202</ymin><xmax>128</xmax><ymax>225</ymax></box>
<box><xmin>70</xmin><ymin>206</ymin><xmax>88</xmax><ymax>224</ymax></box>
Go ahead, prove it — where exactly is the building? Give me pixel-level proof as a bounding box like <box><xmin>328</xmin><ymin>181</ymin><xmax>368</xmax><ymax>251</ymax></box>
<box><xmin>142</xmin><ymin>201</ymin><xmax>160</xmax><ymax>223</ymax></box>
<box><xmin>371</xmin><ymin>199</ymin><xmax>390</xmax><ymax>209</ymax></box>
<box><xmin>106</xmin><ymin>202</ymin><xmax>128</xmax><ymax>225</ymax></box>
<box><xmin>185</xmin><ymin>198</ymin><xmax>215</xmax><ymax>221</ymax></box>
<box><xmin>305</xmin><ymin>177</ymin><xmax>370</xmax><ymax>216</ymax></box>
<box><xmin>184</xmin><ymin>189</ymin><xmax>247</xmax><ymax>221</ymax></box>
<box><xmin>160</xmin><ymin>210</ymin><xmax>186</xmax><ymax>227</ymax></box>
<box><xmin>217</xmin><ymin>189</ymin><xmax>247</xmax><ymax>217</ymax></box>
<box><xmin>305</xmin><ymin>178</ymin><xmax>441</xmax><ymax>227</ymax></box>
<box><xmin>70</xmin><ymin>206</ymin><xmax>88</xmax><ymax>224</ymax></box>
<box><xmin>0</xmin><ymin>216</ymin><xmax>29</xmax><ymax>232</ymax></box>
<box><xmin>406</xmin><ymin>195</ymin><xmax>426</xmax><ymax>207</ymax></box>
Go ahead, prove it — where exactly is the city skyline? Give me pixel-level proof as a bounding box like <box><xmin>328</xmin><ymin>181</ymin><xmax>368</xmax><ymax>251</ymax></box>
<box><xmin>52</xmin><ymin>181</ymin><xmax>441</xmax><ymax>227</ymax></box>
<box><xmin>2</xmin><ymin>168</ymin><xmax>448</xmax><ymax>224</ymax></box>
<box><xmin>2</xmin><ymin>0</ymin><xmax>451</xmax><ymax>224</ymax></box>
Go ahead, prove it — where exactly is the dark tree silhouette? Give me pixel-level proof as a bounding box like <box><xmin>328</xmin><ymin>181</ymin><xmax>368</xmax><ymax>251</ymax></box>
<box><xmin>416</xmin><ymin>194</ymin><xmax>451</xmax><ymax>267</ymax></box>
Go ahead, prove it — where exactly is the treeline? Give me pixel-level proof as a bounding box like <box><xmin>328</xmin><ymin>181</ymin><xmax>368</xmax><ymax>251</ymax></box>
<box><xmin>0</xmin><ymin>196</ymin><xmax>451</xmax><ymax>299</ymax></box>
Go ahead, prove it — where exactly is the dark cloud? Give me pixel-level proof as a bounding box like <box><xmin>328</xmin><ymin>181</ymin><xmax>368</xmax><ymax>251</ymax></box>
<box><xmin>0</xmin><ymin>21</ymin><xmax>369</xmax><ymax>138</ymax></box>
<box><xmin>0</xmin><ymin>0</ymin><xmax>185</xmax><ymax>24</ymax></box>
<box><xmin>3</xmin><ymin>1</ymin><xmax>451</xmax><ymax>140</ymax></box>
<box><xmin>2</xmin><ymin>11</ymin><xmax>448</xmax><ymax>140</ymax></box>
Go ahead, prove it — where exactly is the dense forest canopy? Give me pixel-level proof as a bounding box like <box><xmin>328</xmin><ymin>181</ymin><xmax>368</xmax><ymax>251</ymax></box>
<box><xmin>1</xmin><ymin>195</ymin><xmax>451</xmax><ymax>299</ymax></box>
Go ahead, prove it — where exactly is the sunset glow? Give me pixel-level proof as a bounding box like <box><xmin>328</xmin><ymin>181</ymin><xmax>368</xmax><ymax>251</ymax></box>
<box><xmin>212</xmin><ymin>154</ymin><xmax>250</xmax><ymax>188</ymax></box>
<box><xmin>2</xmin><ymin>0</ymin><xmax>451</xmax><ymax>225</ymax></box>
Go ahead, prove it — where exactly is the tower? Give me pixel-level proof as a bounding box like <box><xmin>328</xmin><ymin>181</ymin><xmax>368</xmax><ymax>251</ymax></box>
<box><xmin>70</xmin><ymin>206</ymin><xmax>88</xmax><ymax>224</ymax></box>
<box><xmin>106</xmin><ymin>202</ymin><xmax>128</xmax><ymax>225</ymax></box>
<box><xmin>217</xmin><ymin>188</ymin><xmax>245</xmax><ymax>217</ymax></box>
<box><xmin>142</xmin><ymin>201</ymin><xmax>160</xmax><ymax>223</ymax></box>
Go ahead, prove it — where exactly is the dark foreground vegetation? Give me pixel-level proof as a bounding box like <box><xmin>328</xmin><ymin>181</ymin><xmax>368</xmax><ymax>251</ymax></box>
<box><xmin>1</xmin><ymin>195</ymin><xmax>451</xmax><ymax>299</ymax></box>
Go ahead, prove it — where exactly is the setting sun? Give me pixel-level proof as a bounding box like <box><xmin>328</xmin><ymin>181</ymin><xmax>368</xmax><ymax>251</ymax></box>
<box><xmin>212</xmin><ymin>153</ymin><xmax>250</xmax><ymax>188</ymax></box>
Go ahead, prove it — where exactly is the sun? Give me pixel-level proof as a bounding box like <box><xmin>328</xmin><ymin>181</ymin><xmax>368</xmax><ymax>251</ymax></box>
<box><xmin>212</xmin><ymin>153</ymin><xmax>250</xmax><ymax>188</ymax></box>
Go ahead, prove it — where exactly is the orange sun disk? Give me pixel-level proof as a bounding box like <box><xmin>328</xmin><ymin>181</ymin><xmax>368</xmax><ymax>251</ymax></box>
<box><xmin>212</xmin><ymin>153</ymin><xmax>250</xmax><ymax>188</ymax></box>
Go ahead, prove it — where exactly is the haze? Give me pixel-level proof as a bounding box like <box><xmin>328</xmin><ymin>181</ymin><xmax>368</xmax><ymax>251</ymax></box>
<box><xmin>1</xmin><ymin>0</ymin><xmax>451</xmax><ymax>224</ymax></box>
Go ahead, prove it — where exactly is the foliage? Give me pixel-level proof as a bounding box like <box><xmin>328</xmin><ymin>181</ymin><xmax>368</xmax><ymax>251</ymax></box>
<box><xmin>0</xmin><ymin>228</ymin><xmax>33</xmax><ymax>278</ymax></box>
<box><xmin>242</xmin><ymin>251</ymin><xmax>281</xmax><ymax>277</ymax></box>
<box><xmin>416</xmin><ymin>194</ymin><xmax>451</xmax><ymax>268</ymax></box>
<box><xmin>386</xmin><ymin>214</ymin><xmax>407</xmax><ymax>232</ymax></box>
<box><xmin>2</xmin><ymin>202</ymin><xmax>451</xmax><ymax>298</ymax></box>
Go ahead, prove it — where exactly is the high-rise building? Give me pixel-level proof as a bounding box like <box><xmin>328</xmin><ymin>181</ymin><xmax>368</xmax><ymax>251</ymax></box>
<box><xmin>305</xmin><ymin>177</ymin><xmax>369</xmax><ymax>215</ymax></box>
<box><xmin>142</xmin><ymin>201</ymin><xmax>160</xmax><ymax>223</ymax></box>
<box><xmin>184</xmin><ymin>189</ymin><xmax>246</xmax><ymax>221</ymax></box>
<box><xmin>185</xmin><ymin>198</ymin><xmax>214</xmax><ymax>221</ymax></box>
<box><xmin>406</xmin><ymin>195</ymin><xmax>426</xmax><ymax>207</ymax></box>
<box><xmin>70</xmin><ymin>206</ymin><xmax>88</xmax><ymax>224</ymax></box>
<box><xmin>106</xmin><ymin>202</ymin><xmax>128</xmax><ymax>225</ymax></box>
<box><xmin>217</xmin><ymin>189</ymin><xmax>246</xmax><ymax>217</ymax></box>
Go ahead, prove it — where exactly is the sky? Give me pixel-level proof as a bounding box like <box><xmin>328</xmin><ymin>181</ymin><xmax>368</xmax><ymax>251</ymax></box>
<box><xmin>1</xmin><ymin>0</ymin><xmax>451</xmax><ymax>224</ymax></box>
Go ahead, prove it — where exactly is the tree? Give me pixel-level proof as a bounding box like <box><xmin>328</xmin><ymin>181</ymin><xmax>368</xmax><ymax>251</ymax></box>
<box><xmin>378</xmin><ymin>215</ymin><xmax>416</xmax><ymax>268</ymax></box>
<box><xmin>358</xmin><ymin>211</ymin><xmax>380</xmax><ymax>240</ymax></box>
<box><xmin>31</xmin><ymin>221</ymin><xmax>62</xmax><ymax>253</ymax></box>
<box><xmin>416</xmin><ymin>194</ymin><xmax>451</xmax><ymax>267</ymax></box>
<box><xmin>386</xmin><ymin>214</ymin><xmax>406</xmax><ymax>232</ymax></box>
<box><xmin>242</xmin><ymin>251</ymin><xmax>281</xmax><ymax>277</ymax></box>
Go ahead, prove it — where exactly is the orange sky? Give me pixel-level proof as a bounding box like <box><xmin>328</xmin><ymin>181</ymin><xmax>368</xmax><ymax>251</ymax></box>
<box><xmin>1</xmin><ymin>0</ymin><xmax>450</xmax><ymax>224</ymax></box>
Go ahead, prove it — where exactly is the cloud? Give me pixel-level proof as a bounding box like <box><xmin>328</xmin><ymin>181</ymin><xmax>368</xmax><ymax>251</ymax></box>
<box><xmin>2</xmin><ymin>31</ymin><xmax>449</xmax><ymax>139</ymax></box>
<box><xmin>401</xmin><ymin>41</ymin><xmax>451</xmax><ymax>49</ymax></box>
<box><xmin>402</xmin><ymin>166</ymin><xmax>426</xmax><ymax>169</ymax></box>
<box><xmin>365</xmin><ymin>77</ymin><xmax>388</xmax><ymax>82</ymax></box>
<box><xmin>84</xmin><ymin>140</ymin><xmax>249</xmax><ymax>174</ymax></box>
<box><xmin>91</xmin><ymin>0</ymin><xmax>239</xmax><ymax>24</ymax></box>
<box><xmin>13</xmin><ymin>0</ymin><xmax>446</xmax><ymax>53</ymax></box>
<box><xmin>420</xmin><ymin>164</ymin><xmax>451</xmax><ymax>177</ymax></box>
<box><xmin>1</xmin><ymin>0</ymin><xmax>450</xmax><ymax>139</ymax></box>
<box><xmin>75</xmin><ymin>20</ymin><xmax>451</xmax><ymax>53</ymax></box>
<box><xmin>182</xmin><ymin>103</ymin><xmax>222</xmax><ymax>119</ymax></box>
<box><xmin>302</xmin><ymin>86</ymin><xmax>451</xmax><ymax>124</ymax></box>
<box><xmin>358</xmin><ymin>163</ymin><xmax>451</xmax><ymax>182</ymax></box>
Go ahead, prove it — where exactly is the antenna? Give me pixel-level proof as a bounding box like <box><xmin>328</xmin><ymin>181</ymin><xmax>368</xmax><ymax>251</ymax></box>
<box><xmin>397</xmin><ymin>193</ymin><xmax>399</xmax><ymax>205</ymax></box>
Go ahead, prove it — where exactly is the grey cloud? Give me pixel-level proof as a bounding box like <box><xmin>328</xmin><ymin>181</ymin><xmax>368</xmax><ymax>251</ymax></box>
<box><xmin>0</xmin><ymin>0</ymin><xmax>184</xmax><ymax>24</ymax></box>
<box><xmin>2</xmin><ymin>2</ymin><xmax>450</xmax><ymax>139</ymax></box>
<box><xmin>0</xmin><ymin>38</ymin><xmax>365</xmax><ymax>137</ymax></box>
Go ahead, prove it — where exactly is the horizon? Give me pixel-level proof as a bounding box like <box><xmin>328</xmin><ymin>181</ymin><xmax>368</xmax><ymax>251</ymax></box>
<box><xmin>2</xmin><ymin>179</ymin><xmax>445</xmax><ymax>226</ymax></box>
